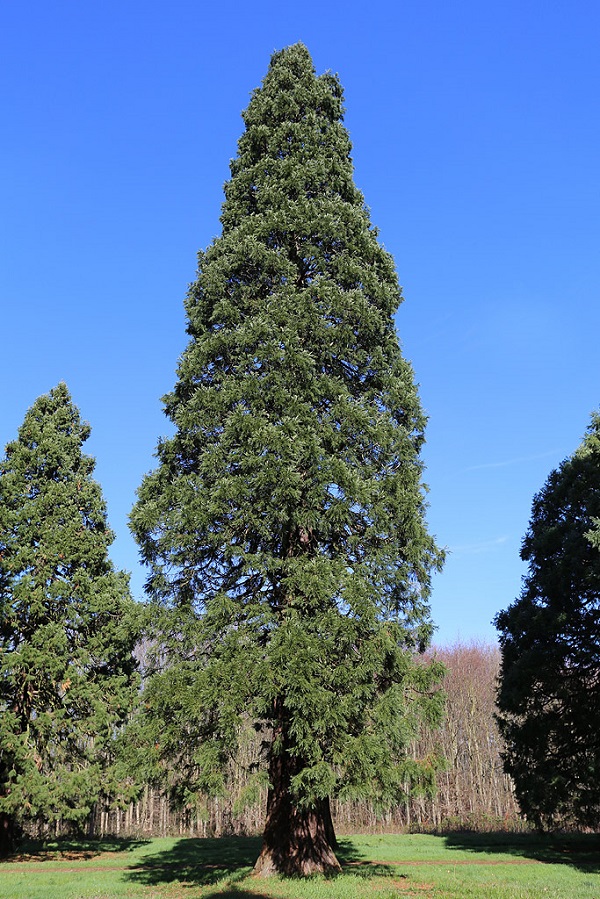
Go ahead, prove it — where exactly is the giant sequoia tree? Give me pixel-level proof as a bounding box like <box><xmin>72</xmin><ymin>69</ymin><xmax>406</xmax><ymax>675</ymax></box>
<box><xmin>495</xmin><ymin>412</ymin><xmax>600</xmax><ymax>830</ymax></box>
<box><xmin>131</xmin><ymin>44</ymin><xmax>443</xmax><ymax>875</ymax></box>
<box><xmin>0</xmin><ymin>384</ymin><xmax>139</xmax><ymax>849</ymax></box>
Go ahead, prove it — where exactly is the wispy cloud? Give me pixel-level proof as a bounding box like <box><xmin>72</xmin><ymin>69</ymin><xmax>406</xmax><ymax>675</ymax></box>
<box><xmin>465</xmin><ymin>450</ymin><xmax>561</xmax><ymax>472</ymax></box>
<box><xmin>449</xmin><ymin>536</ymin><xmax>509</xmax><ymax>555</ymax></box>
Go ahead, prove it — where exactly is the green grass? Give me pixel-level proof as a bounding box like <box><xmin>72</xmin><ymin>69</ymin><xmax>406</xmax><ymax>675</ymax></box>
<box><xmin>1</xmin><ymin>831</ymin><xmax>600</xmax><ymax>898</ymax></box>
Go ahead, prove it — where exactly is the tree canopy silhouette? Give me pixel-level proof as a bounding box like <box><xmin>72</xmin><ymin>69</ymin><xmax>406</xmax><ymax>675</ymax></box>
<box><xmin>496</xmin><ymin>411</ymin><xmax>600</xmax><ymax>829</ymax></box>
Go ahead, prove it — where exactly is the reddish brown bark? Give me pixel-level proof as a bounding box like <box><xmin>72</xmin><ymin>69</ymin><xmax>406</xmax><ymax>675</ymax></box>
<box><xmin>254</xmin><ymin>718</ymin><xmax>340</xmax><ymax>877</ymax></box>
<box><xmin>254</xmin><ymin>788</ymin><xmax>340</xmax><ymax>876</ymax></box>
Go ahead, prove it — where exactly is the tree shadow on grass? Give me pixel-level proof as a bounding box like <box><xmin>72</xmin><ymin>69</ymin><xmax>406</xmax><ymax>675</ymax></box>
<box><xmin>443</xmin><ymin>830</ymin><xmax>600</xmax><ymax>874</ymax></box>
<box><xmin>199</xmin><ymin>890</ymin><xmax>282</xmax><ymax>899</ymax></box>
<box><xmin>10</xmin><ymin>835</ymin><xmax>150</xmax><ymax>862</ymax></box>
<box><xmin>334</xmin><ymin>837</ymin><xmax>396</xmax><ymax>878</ymax></box>
<box><xmin>124</xmin><ymin>836</ymin><xmax>261</xmax><ymax>890</ymax></box>
<box><xmin>124</xmin><ymin>835</ymin><xmax>395</xmax><ymax>892</ymax></box>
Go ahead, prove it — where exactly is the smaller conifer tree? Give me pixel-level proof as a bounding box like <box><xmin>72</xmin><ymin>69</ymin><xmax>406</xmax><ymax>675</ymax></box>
<box><xmin>0</xmin><ymin>384</ymin><xmax>139</xmax><ymax>849</ymax></box>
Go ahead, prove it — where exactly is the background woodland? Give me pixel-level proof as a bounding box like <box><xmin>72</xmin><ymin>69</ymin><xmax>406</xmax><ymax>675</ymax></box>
<box><xmin>74</xmin><ymin>641</ymin><xmax>519</xmax><ymax>840</ymax></box>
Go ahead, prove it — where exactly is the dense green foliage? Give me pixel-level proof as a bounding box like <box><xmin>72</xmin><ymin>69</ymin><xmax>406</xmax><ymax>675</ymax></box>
<box><xmin>130</xmin><ymin>43</ymin><xmax>443</xmax><ymax>865</ymax></box>
<box><xmin>495</xmin><ymin>412</ymin><xmax>600</xmax><ymax>829</ymax></box>
<box><xmin>0</xmin><ymin>384</ymin><xmax>139</xmax><ymax>835</ymax></box>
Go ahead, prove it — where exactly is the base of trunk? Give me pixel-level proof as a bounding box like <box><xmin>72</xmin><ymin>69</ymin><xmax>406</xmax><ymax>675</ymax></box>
<box><xmin>254</xmin><ymin>794</ymin><xmax>341</xmax><ymax>877</ymax></box>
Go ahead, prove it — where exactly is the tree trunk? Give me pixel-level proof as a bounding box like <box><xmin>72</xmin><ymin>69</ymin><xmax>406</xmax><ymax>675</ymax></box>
<box><xmin>254</xmin><ymin>735</ymin><xmax>340</xmax><ymax>877</ymax></box>
<box><xmin>0</xmin><ymin>812</ymin><xmax>20</xmax><ymax>856</ymax></box>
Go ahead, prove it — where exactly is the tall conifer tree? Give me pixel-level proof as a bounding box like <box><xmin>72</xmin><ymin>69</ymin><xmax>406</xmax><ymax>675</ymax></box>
<box><xmin>496</xmin><ymin>412</ymin><xmax>600</xmax><ymax>829</ymax></box>
<box><xmin>131</xmin><ymin>44</ymin><xmax>443</xmax><ymax>874</ymax></box>
<box><xmin>0</xmin><ymin>384</ymin><xmax>139</xmax><ymax>849</ymax></box>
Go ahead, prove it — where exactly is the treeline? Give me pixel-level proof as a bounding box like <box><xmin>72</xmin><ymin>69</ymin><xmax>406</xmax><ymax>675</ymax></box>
<box><xmin>35</xmin><ymin>641</ymin><xmax>519</xmax><ymax>840</ymax></box>
<box><xmin>410</xmin><ymin>642</ymin><xmax>519</xmax><ymax>831</ymax></box>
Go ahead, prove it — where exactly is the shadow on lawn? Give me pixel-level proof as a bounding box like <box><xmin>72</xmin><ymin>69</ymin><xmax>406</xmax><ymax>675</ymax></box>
<box><xmin>444</xmin><ymin>830</ymin><xmax>600</xmax><ymax>874</ymax></box>
<box><xmin>125</xmin><ymin>836</ymin><xmax>261</xmax><ymax>890</ymax></box>
<box><xmin>180</xmin><ymin>886</ymin><xmax>276</xmax><ymax>899</ymax></box>
<box><xmin>336</xmin><ymin>837</ymin><xmax>396</xmax><ymax>878</ymax></box>
<box><xmin>125</xmin><ymin>835</ymin><xmax>395</xmax><ymax>891</ymax></box>
<box><xmin>10</xmin><ymin>835</ymin><xmax>150</xmax><ymax>862</ymax></box>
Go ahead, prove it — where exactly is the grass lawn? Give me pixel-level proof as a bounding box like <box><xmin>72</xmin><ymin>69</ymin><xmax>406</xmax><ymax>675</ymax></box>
<box><xmin>1</xmin><ymin>831</ymin><xmax>600</xmax><ymax>898</ymax></box>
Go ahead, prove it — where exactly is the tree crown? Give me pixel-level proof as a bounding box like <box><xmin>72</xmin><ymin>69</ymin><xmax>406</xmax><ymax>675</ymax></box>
<box><xmin>0</xmin><ymin>383</ymin><xmax>139</xmax><ymax>828</ymax></box>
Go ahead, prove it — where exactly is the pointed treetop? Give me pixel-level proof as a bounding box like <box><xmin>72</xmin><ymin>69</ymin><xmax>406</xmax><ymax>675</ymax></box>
<box><xmin>4</xmin><ymin>382</ymin><xmax>92</xmax><ymax>464</ymax></box>
<box><xmin>242</xmin><ymin>41</ymin><xmax>344</xmax><ymax>127</ymax></box>
<box><xmin>268</xmin><ymin>42</ymin><xmax>314</xmax><ymax>72</ymax></box>
<box><xmin>220</xmin><ymin>44</ymin><xmax>361</xmax><ymax>243</ymax></box>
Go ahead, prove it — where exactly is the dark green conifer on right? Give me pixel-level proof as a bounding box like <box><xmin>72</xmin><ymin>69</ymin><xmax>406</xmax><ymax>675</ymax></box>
<box><xmin>496</xmin><ymin>412</ymin><xmax>600</xmax><ymax>829</ymax></box>
<box><xmin>131</xmin><ymin>44</ymin><xmax>444</xmax><ymax>875</ymax></box>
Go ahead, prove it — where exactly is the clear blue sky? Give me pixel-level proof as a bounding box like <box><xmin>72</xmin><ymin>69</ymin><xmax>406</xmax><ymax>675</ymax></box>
<box><xmin>2</xmin><ymin>1</ymin><xmax>599</xmax><ymax>645</ymax></box>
